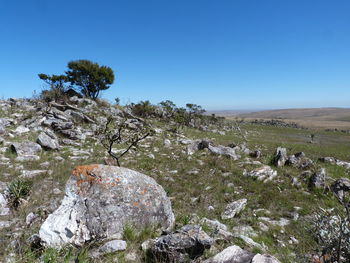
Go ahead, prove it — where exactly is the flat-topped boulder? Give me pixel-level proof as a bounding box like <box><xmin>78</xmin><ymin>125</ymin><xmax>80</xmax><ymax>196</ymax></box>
<box><xmin>39</xmin><ymin>165</ymin><xmax>175</xmax><ymax>248</ymax></box>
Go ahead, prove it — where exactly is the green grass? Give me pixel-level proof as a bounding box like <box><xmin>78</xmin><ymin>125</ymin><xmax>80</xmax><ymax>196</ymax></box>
<box><xmin>1</xmin><ymin>113</ymin><xmax>350</xmax><ymax>262</ymax></box>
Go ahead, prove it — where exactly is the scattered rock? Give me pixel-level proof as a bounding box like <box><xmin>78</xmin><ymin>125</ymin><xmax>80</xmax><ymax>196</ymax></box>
<box><xmin>20</xmin><ymin>170</ymin><xmax>49</xmax><ymax>179</ymax></box>
<box><xmin>14</xmin><ymin>126</ymin><xmax>30</xmax><ymax>134</ymax></box>
<box><xmin>308</xmin><ymin>168</ymin><xmax>326</xmax><ymax>189</ymax></box>
<box><xmin>149</xmin><ymin>225</ymin><xmax>213</xmax><ymax>262</ymax></box>
<box><xmin>203</xmin><ymin>245</ymin><xmax>254</xmax><ymax>263</ymax></box>
<box><xmin>331</xmin><ymin>178</ymin><xmax>350</xmax><ymax>200</ymax></box>
<box><xmin>0</xmin><ymin>193</ymin><xmax>10</xmax><ymax>216</ymax></box>
<box><xmin>26</xmin><ymin>212</ymin><xmax>38</xmax><ymax>225</ymax></box>
<box><xmin>221</xmin><ymin>199</ymin><xmax>247</xmax><ymax>219</ymax></box>
<box><xmin>273</xmin><ymin>147</ymin><xmax>287</xmax><ymax>167</ymax></box>
<box><xmin>244</xmin><ymin>166</ymin><xmax>277</xmax><ymax>183</ymax></box>
<box><xmin>11</xmin><ymin>141</ymin><xmax>42</xmax><ymax>159</ymax></box>
<box><xmin>37</xmin><ymin>132</ymin><xmax>60</xmax><ymax>150</ymax></box>
<box><xmin>208</xmin><ymin>145</ymin><xmax>240</xmax><ymax>160</ymax></box>
<box><xmin>251</xmin><ymin>254</ymin><xmax>280</xmax><ymax>263</ymax></box>
<box><xmin>97</xmin><ymin>239</ymin><xmax>127</xmax><ymax>255</ymax></box>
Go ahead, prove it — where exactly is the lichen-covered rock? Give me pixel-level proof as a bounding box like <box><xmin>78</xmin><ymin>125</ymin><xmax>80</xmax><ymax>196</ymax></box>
<box><xmin>39</xmin><ymin>165</ymin><xmax>174</xmax><ymax>248</ymax></box>
<box><xmin>149</xmin><ymin>224</ymin><xmax>213</xmax><ymax>263</ymax></box>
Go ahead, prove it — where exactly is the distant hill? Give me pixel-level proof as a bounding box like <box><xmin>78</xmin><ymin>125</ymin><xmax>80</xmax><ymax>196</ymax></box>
<box><xmin>223</xmin><ymin>107</ymin><xmax>350</xmax><ymax>129</ymax></box>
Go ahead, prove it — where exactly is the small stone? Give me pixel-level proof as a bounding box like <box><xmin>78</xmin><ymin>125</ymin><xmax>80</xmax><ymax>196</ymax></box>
<box><xmin>221</xmin><ymin>199</ymin><xmax>247</xmax><ymax>219</ymax></box>
<box><xmin>26</xmin><ymin>212</ymin><xmax>38</xmax><ymax>225</ymax></box>
<box><xmin>99</xmin><ymin>240</ymin><xmax>127</xmax><ymax>254</ymax></box>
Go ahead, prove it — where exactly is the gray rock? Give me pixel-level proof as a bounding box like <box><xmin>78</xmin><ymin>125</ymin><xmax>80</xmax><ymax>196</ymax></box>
<box><xmin>16</xmin><ymin>155</ymin><xmax>41</xmax><ymax>162</ymax></box>
<box><xmin>0</xmin><ymin>221</ymin><xmax>12</xmax><ymax>229</ymax></box>
<box><xmin>11</xmin><ymin>141</ymin><xmax>42</xmax><ymax>158</ymax></box>
<box><xmin>203</xmin><ymin>245</ymin><xmax>254</xmax><ymax>263</ymax></box>
<box><xmin>249</xmin><ymin>150</ymin><xmax>261</xmax><ymax>158</ymax></box>
<box><xmin>273</xmin><ymin>147</ymin><xmax>287</xmax><ymax>167</ymax></box>
<box><xmin>331</xmin><ymin>178</ymin><xmax>350</xmax><ymax>200</ymax></box>
<box><xmin>251</xmin><ymin>254</ymin><xmax>280</xmax><ymax>263</ymax></box>
<box><xmin>201</xmin><ymin>218</ymin><xmax>228</xmax><ymax>231</ymax></box>
<box><xmin>37</xmin><ymin>132</ymin><xmax>59</xmax><ymax>150</ymax></box>
<box><xmin>39</xmin><ymin>165</ymin><xmax>174</xmax><ymax>248</ymax></box>
<box><xmin>99</xmin><ymin>239</ymin><xmax>127</xmax><ymax>254</ymax></box>
<box><xmin>0</xmin><ymin>193</ymin><xmax>10</xmax><ymax>216</ymax></box>
<box><xmin>238</xmin><ymin>235</ymin><xmax>265</xmax><ymax>251</ymax></box>
<box><xmin>308</xmin><ymin>168</ymin><xmax>326</xmax><ymax>189</ymax></box>
<box><xmin>14</xmin><ymin>126</ymin><xmax>30</xmax><ymax>134</ymax></box>
<box><xmin>164</xmin><ymin>139</ymin><xmax>171</xmax><ymax>148</ymax></box>
<box><xmin>150</xmin><ymin>224</ymin><xmax>213</xmax><ymax>262</ymax></box>
<box><xmin>26</xmin><ymin>212</ymin><xmax>38</xmax><ymax>225</ymax></box>
<box><xmin>319</xmin><ymin>157</ymin><xmax>336</xmax><ymax>163</ymax></box>
<box><xmin>221</xmin><ymin>199</ymin><xmax>247</xmax><ymax>219</ymax></box>
<box><xmin>208</xmin><ymin>145</ymin><xmax>240</xmax><ymax>160</ymax></box>
<box><xmin>335</xmin><ymin>160</ymin><xmax>350</xmax><ymax>170</ymax></box>
<box><xmin>244</xmin><ymin>166</ymin><xmax>277</xmax><ymax>183</ymax></box>
<box><xmin>20</xmin><ymin>170</ymin><xmax>49</xmax><ymax>179</ymax></box>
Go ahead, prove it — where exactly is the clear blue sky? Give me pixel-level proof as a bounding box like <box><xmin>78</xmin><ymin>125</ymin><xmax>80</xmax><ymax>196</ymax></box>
<box><xmin>0</xmin><ymin>0</ymin><xmax>349</xmax><ymax>110</ymax></box>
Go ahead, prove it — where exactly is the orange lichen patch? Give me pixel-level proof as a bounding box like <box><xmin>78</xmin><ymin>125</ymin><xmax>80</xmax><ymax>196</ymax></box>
<box><xmin>140</xmin><ymin>189</ymin><xmax>147</xmax><ymax>195</ymax></box>
<box><xmin>72</xmin><ymin>164</ymin><xmax>99</xmax><ymax>178</ymax></box>
<box><xmin>132</xmin><ymin>202</ymin><xmax>140</xmax><ymax>207</ymax></box>
<box><xmin>72</xmin><ymin>165</ymin><xmax>123</xmax><ymax>192</ymax></box>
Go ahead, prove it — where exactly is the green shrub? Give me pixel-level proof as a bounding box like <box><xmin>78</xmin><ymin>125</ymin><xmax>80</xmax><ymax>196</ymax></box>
<box><xmin>7</xmin><ymin>179</ymin><xmax>32</xmax><ymax>208</ymax></box>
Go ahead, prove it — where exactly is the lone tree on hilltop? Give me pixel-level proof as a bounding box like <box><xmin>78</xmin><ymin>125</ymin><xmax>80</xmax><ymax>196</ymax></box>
<box><xmin>66</xmin><ymin>59</ymin><xmax>115</xmax><ymax>99</ymax></box>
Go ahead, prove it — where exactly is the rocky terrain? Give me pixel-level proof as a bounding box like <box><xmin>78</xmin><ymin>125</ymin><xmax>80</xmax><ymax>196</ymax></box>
<box><xmin>0</xmin><ymin>97</ymin><xmax>350</xmax><ymax>262</ymax></box>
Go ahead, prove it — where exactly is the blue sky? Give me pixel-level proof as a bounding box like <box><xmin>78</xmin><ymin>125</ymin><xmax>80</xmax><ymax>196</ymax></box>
<box><xmin>0</xmin><ymin>0</ymin><xmax>349</xmax><ymax>110</ymax></box>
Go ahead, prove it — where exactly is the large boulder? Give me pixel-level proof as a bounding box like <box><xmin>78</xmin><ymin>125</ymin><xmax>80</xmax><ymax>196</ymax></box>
<box><xmin>11</xmin><ymin>141</ymin><xmax>42</xmax><ymax>159</ymax></box>
<box><xmin>39</xmin><ymin>165</ymin><xmax>174</xmax><ymax>248</ymax></box>
<box><xmin>149</xmin><ymin>224</ymin><xmax>213</xmax><ymax>262</ymax></box>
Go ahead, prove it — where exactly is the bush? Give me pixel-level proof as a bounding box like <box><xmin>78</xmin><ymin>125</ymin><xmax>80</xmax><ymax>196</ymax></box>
<box><xmin>7</xmin><ymin>179</ymin><xmax>32</xmax><ymax>208</ymax></box>
<box><xmin>131</xmin><ymin>100</ymin><xmax>156</xmax><ymax>118</ymax></box>
<box><xmin>38</xmin><ymin>74</ymin><xmax>70</xmax><ymax>103</ymax></box>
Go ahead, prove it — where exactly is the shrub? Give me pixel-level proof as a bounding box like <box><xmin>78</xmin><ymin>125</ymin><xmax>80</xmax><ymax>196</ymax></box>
<box><xmin>131</xmin><ymin>100</ymin><xmax>156</xmax><ymax>118</ymax></box>
<box><xmin>38</xmin><ymin>74</ymin><xmax>70</xmax><ymax>103</ymax></box>
<box><xmin>7</xmin><ymin>179</ymin><xmax>32</xmax><ymax>208</ymax></box>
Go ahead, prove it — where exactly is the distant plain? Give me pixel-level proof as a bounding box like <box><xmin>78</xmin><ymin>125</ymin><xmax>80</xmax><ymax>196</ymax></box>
<box><xmin>210</xmin><ymin>108</ymin><xmax>350</xmax><ymax>129</ymax></box>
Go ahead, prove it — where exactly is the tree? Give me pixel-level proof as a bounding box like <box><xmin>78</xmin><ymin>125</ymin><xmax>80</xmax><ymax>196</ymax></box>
<box><xmin>66</xmin><ymin>59</ymin><xmax>114</xmax><ymax>99</ymax></box>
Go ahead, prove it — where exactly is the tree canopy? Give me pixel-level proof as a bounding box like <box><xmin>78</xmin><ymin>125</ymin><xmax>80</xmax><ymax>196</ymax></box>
<box><xmin>66</xmin><ymin>60</ymin><xmax>115</xmax><ymax>99</ymax></box>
